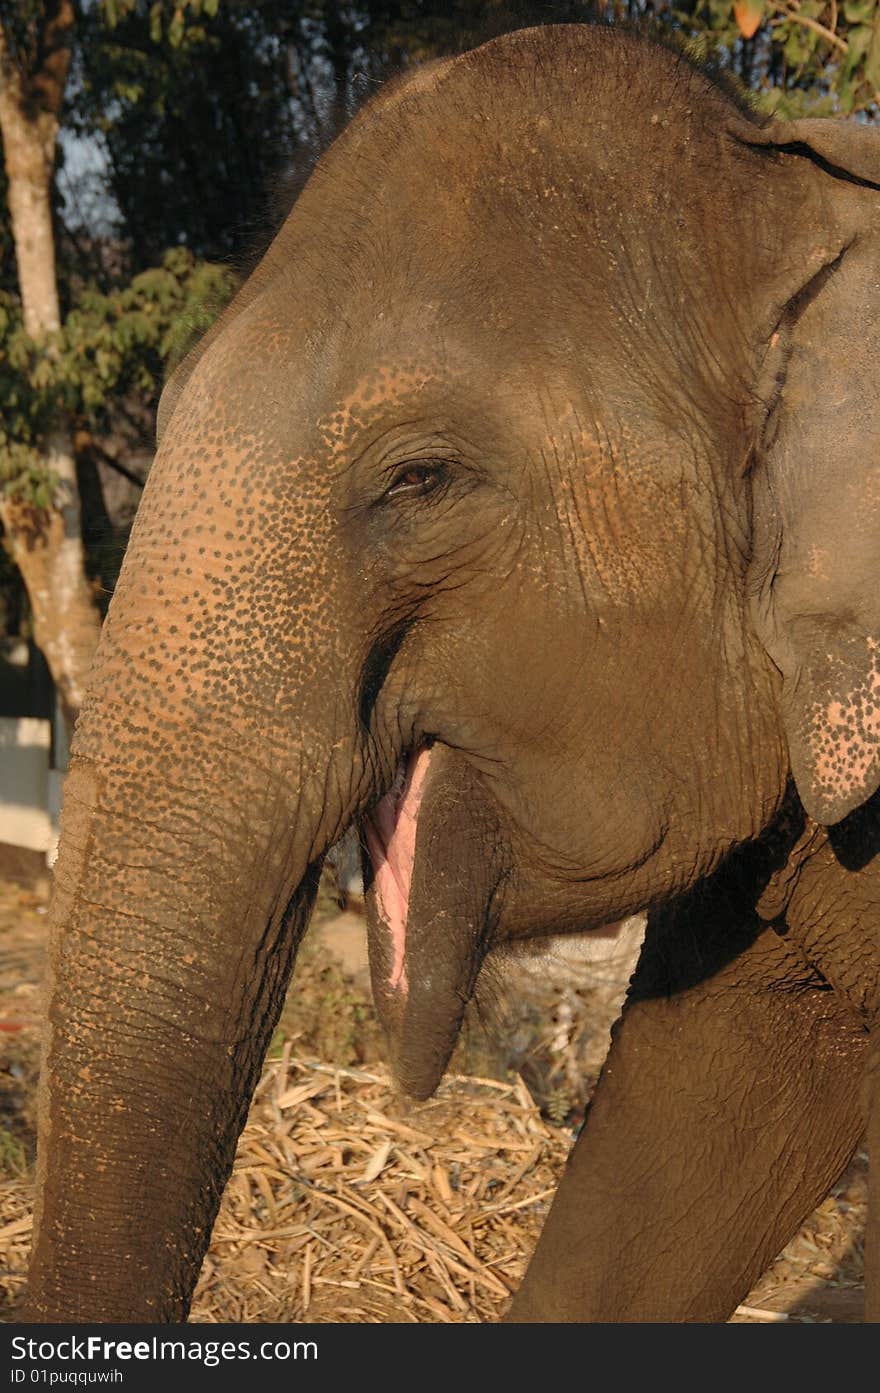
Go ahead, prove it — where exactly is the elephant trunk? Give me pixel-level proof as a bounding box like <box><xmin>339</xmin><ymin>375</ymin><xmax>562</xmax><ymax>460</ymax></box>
<box><xmin>25</xmin><ymin>303</ymin><xmax>373</xmax><ymax>1319</ymax></box>
<box><xmin>25</xmin><ymin>470</ymin><xmax>357</xmax><ymax>1317</ymax></box>
<box><xmin>26</xmin><ymin>746</ymin><xmax>322</xmax><ymax>1321</ymax></box>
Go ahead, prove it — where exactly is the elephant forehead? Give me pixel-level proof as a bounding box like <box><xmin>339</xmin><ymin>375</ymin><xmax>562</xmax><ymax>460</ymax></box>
<box><xmin>172</xmin><ymin>303</ymin><xmax>317</xmax><ymax>445</ymax></box>
<box><xmin>174</xmin><ymin>274</ymin><xmax>453</xmax><ymax>461</ymax></box>
<box><xmin>317</xmin><ymin>362</ymin><xmax>446</xmax><ymax>455</ymax></box>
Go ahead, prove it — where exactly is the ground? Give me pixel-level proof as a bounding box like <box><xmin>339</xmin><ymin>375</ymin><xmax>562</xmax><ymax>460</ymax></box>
<box><xmin>0</xmin><ymin>866</ymin><xmax>868</xmax><ymax>1323</ymax></box>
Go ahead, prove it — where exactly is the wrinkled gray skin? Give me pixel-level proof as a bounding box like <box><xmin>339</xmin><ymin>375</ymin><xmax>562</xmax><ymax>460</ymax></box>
<box><xmin>26</xmin><ymin>25</ymin><xmax>880</xmax><ymax>1322</ymax></box>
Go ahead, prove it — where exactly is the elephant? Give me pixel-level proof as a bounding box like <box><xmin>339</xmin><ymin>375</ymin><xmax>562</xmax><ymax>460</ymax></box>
<box><xmin>25</xmin><ymin>21</ymin><xmax>880</xmax><ymax>1323</ymax></box>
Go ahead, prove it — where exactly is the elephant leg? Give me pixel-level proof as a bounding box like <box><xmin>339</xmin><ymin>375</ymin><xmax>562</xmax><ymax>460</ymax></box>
<box><xmin>507</xmin><ymin>897</ymin><xmax>866</xmax><ymax>1322</ymax></box>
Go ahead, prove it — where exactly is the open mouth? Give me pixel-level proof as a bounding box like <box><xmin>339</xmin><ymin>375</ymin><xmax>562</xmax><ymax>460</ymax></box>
<box><xmin>362</xmin><ymin>746</ymin><xmax>433</xmax><ymax>997</ymax></box>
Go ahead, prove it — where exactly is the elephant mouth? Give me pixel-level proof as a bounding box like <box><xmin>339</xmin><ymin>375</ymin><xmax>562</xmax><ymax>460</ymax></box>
<box><xmin>362</xmin><ymin>745</ymin><xmax>433</xmax><ymax>998</ymax></box>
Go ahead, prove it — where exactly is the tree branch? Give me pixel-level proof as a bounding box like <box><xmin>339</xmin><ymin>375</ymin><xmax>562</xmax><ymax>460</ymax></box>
<box><xmin>0</xmin><ymin>19</ymin><xmax>21</xmax><ymax>104</ymax></box>
<box><xmin>32</xmin><ymin>0</ymin><xmax>76</xmax><ymax>119</ymax></box>
<box><xmin>90</xmin><ymin>446</ymin><xmax>146</xmax><ymax>491</ymax></box>
<box><xmin>767</xmin><ymin>4</ymin><xmax>849</xmax><ymax>57</ymax></box>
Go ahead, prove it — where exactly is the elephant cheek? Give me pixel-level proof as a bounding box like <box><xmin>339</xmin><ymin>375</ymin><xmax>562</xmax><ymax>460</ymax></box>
<box><xmin>363</xmin><ymin>745</ymin><xmax>508</xmax><ymax>1100</ymax></box>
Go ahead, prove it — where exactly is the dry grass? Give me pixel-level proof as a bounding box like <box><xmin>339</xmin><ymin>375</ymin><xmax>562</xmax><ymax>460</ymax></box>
<box><xmin>192</xmin><ymin>1053</ymin><xmax>569</xmax><ymax>1323</ymax></box>
<box><xmin>0</xmin><ymin>875</ymin><xmax>867</xmax><ymax>1324</ymax></box>
<box><xmin>0</xmin><ymin>1051</ymin><xmax>570</xmax><ymax>1323</ymax></box>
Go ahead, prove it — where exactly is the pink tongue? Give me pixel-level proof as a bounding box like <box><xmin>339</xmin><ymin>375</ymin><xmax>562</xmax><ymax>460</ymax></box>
<box><xmin>363</xmin><ymin>747</ymin><xmax>432</xmax><ymax>995</ymax></box>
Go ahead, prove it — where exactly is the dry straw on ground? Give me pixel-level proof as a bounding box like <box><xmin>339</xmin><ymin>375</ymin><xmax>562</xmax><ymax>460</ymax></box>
<box><xmin>3</xmin><ymin>1046</ymin><xmax>866</xmax><ymax>1323</ymax></box>
<box><xmin>0</xmin><ymin>888</ymin><xmax>867</xmax><ymax>1323</ymax></box>
<box><xmin>0</xmin><ymin>1050</ymin><xmax>568</xmax><ymax>1323</ymax></box>
<box><xmin>192</xmin><ymin>1049</ymin><xmax>571</xmax><ymax>1323</ymax></box>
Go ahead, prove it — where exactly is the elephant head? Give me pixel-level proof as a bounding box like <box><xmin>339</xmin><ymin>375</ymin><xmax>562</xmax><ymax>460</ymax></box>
<box><xmin>27</xmin><ymin>25</ymin><xmax>880</xmax><ymax>1320</ymax></box>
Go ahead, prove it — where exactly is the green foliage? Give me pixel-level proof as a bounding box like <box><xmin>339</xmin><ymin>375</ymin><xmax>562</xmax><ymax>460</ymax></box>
<box><xmin>669</xmin><ymin>0</ymin><xmax>880</xmax><ymax>116</ymax></box>
<box><xmin>0</xmin><ymin>1123</ymin><xmax>28</xmax><ymax>1181</ymax></box>
<box><xmin>71</xmin><ymin>2</ymin><xmax>578</xmax><ymax>268</ymax></box>
<box><xmin>99</xmin><ymin>0</ymin><xmax>217</xmax><ymax>47</ymax></box>
<box><xmin>0</xmin><ymin>249</ymin><xmax>236</xmax><ymax>505</ymax></box>
<box><xmin>72</xmin><ymin>1</ymin><xmax>307</xmax><ymax>266</ymax></box>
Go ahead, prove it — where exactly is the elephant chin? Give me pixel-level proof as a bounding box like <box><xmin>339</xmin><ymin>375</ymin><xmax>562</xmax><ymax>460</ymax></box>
<box><xmin>362</xmin><ymin>742</ymin><xmax>507</xmax><ymax>1100</ymax></box>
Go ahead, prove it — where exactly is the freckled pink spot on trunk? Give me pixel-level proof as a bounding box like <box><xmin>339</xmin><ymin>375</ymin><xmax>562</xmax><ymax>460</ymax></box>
<box><xmin>364</xmin><ymin>747</ymin><xmax>432</xmax><ymax>996</ymax></box>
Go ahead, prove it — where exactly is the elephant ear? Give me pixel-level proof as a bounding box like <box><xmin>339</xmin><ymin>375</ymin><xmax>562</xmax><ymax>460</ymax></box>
<box><xmin>739</xmin><ymin>118</ymin><xmax>880</xmax><ymax>827</ymax></box>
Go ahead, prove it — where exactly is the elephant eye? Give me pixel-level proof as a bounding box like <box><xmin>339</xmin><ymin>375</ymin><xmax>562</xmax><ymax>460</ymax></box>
<box><xmin>384</xmin><ymin>459</ymin><xmax>448</xmax><ymax>501</ymax></box>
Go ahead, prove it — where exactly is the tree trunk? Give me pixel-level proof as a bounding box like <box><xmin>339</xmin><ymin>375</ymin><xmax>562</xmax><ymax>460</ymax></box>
<box><xmin>0</xmin><ymin>4</ymin><xmax>101</xmax><ymax>731</ymax></box>
<box><xmin>0</xmin><ymin>454</ymin><xmax>101</xmax><ymax>727</ymax></box>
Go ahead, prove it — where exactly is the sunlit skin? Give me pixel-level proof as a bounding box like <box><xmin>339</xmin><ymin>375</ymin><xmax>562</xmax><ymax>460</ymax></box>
<box><xmin>25</xmin><ymin>25</ymin><xmax>880</xmax><ymax>1323</ymax></box>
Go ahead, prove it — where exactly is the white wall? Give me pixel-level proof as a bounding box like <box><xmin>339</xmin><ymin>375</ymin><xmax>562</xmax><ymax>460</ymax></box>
<box><xmin>0</xmin><ymin>716</ymin><xmax>55</xmax><ymax>853</ymax></box>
